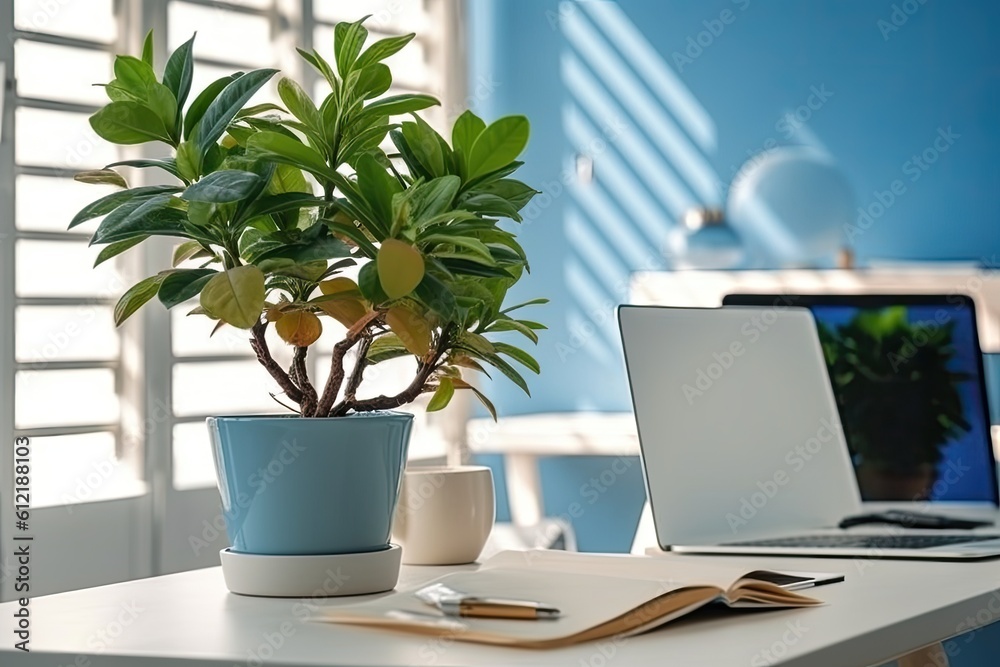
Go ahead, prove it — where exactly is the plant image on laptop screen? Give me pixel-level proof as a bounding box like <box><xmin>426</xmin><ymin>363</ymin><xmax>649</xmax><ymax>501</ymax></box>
<box><xmin>812</xmin><ymin>302</ymin><xmax>994</xmax><ymax>502</ymax></box>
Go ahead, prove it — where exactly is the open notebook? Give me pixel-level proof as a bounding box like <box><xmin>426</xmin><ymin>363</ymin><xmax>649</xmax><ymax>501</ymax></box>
<box><xmin>321</xmin><ymin>550</ymin><xmax>828</xmax><ymax>648</ymax></box>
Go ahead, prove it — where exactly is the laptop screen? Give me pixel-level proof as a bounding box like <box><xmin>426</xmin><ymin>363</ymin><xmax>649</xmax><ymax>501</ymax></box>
<box><xmin>722</xmin><ymin>294</ymin><xmax>998</xmax><ymax>505</ymax></box>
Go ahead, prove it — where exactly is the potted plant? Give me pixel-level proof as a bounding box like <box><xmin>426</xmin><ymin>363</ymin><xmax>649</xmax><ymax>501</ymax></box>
<box><xmin>817</xmin><ymin>307</ymin><xmax>972</xmax><ymax>500</ymax></box>
<box><xmin>72</xmin><ymin>18</ymin><xmax>544</xmax><ymax>594</ymax></box>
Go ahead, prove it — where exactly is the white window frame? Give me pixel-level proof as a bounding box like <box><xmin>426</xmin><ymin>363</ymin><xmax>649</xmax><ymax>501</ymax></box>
<box><xmin>1</xmin><ymin>0</ymin><xmax>467</xmax><ymax>597</ymax></box>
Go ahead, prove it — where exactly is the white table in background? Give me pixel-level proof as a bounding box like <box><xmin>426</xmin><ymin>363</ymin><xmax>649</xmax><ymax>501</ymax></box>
<box><xmin>2</xmin><ymin>551</ymin><xmax>999</xmax><ymax>667</ymax></box>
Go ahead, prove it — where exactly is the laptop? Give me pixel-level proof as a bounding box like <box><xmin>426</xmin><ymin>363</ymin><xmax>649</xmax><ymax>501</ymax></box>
<box><xmin>721</xmin><ymin>294</ymin><xmax>999</xmax><ymax>508</ymax></box>
<box><xmin>618</xmin><ymin>304</ymin><xmax>1000</xmax><ymax>560</ymax></box>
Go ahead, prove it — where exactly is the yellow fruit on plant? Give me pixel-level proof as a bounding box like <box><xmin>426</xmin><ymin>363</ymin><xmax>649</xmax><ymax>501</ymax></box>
<box><xmin>275</xmin><ymin>310</ymin><xmax>322</xmax><ymax>346</ymax></box>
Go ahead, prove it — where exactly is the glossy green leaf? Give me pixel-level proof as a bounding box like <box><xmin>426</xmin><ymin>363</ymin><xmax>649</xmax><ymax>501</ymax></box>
<box><xmin>184</xmin><ymin>72</ymin><xmax>241</xmax><ymax>140</ymax></box>
<box><xmin>401</xmin><ymin>118</ymin><xmax>444</xmax><ymax>176</ymax></box>
<box><xmin>426</xmin><ymin>377</ymin><xmax>455</xmax><ymax>412</ymax></box>
<box><xmin>245</xmin><ymin>131</ymin><xmax>339</xmax><ymax>182</ymax></box>
<box><xmin>70</xmin><ymin>185</ymin><xmax>181</xmax><ymax>229</ymax></box>
<box><xmin>358</xmin><ymin>260</ymin><xmax>390</xmax><ymax>304</ymax></box>
<box><xmin>90</xmin><ymin>195</ymin><xmax>188</xmax><ymax>245</ymax></box>
<box><xmin>501</xmin><ymin>297</ymin><xmax>549</xmax><ymax>314</ymax></box>
<box><xmin>483</xmin><ymin>317</ymin><xmax>539</xmax><ymax>344</ymax></box>
<box><xmin>114</xmin><ymin>274</ymin><xmax>164</xmax><ymax>326</ymax></box>
<box><xmin>94</xmin><ymin>235</ymin><xmax>147</xmax><ymax>267</ymax></box>
<box><xmin>141</xmin><ymin>30</ymin><xmax>154</xmax><ymax>67</ymax></box>
<box><xmin>334</xmin><ymin>16</ymin><xmax>369</xmax><ymax>76</ymax></box>
<box><xmin>422</xmin><ymin>234</ymin><xmax>493</xmax><ymax>263</ymax></box>
<box><xmin>278</xmin><ymin>77</ymin><xmax>323</xmax><ymax>138</ymax></box>
<box><xmin>105</xmin><ymin>158</ymin><xmax>182</xmax><ymax>180</ymax></box>
<box><xmin>414</xmin><ymin>272</ymin><xmax>458</xmax><ymax>320</ymax></box>
<box><xmin>492</xmin><ymin>341</ymin><xmax>540</xmax><ymax>373</ymax></box>
<box><xmin>452</xmin><ymin>110</ymin><xmax>486</xmax><ymax>158</ymax></box>
<box><xmin>412</xmin><ymin>176</ymin><xmax>461</xmax><ymax>222</ymax></box>
<box><xmin>361</xmin><ymin>94</ymin><xmax>439</xmax><ymax>121</ymax></box>
<box><xmin>352</xmin><ymin>63</ymin><xmax>391</xmax><ymax>100</ymax></box>
<box><xmin>181</xmin><ymin>170</ymin><xmax>263</xmax><ymax>203</ymax></box>
<box><xmin>113</xmin><ymin>55</ymin><xmax>156</xmax><ymax>96</ymax></box>
<box><xmin>355</xmin><ymin>33</ymin><xmax>415</xmax><ymax>70</ymax></box>
<box><xmin>366</xmin><ymin>334</ymin><xmax>411</xmax><ymax>365</ymax></box>
<box><xmin>468</xmin><ymin>115</ymin><xmax>530</xmax><ymax>180</ymax></box>
<box><xmin>199</xmin><ymin>265</ymin><xmax>265</xmax><ymax>329</ymax></box>
<box><xmin>195</xmin><ymin>68</ymin><xmax>277</xmax><ymax>156</ymax></box>
<box><xmin>159</xmin><ymin>269</ymin><xmax>217</xmax><ymax>308</ymax></box>
<box><xmin>172</xmin><ymin>239</ymin><xmax>207</xmax><ymax>266</ymax></box>
<box><xmin>356</xmin><ymin>152</ymin><xmax>400</xmax><ymax>224</ymax></box>
<box><xmin>163</xmin><ymin>34</ymin><xmax>195</xmax><ymax>123</ymax></box>
<box><xmin>146</xmin><ymin>83</ymin><xmax>179</xmax><ymax>140</ymax></box>
<box><xmin>90</xmin><ymin>101</ymin><xmax>172</xmax><ymax>145</ymax></box>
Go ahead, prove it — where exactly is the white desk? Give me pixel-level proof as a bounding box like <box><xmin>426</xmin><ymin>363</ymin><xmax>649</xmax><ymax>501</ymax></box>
<box><xmin>2</xmin><ymin>552</ymin><xmax>999</xmax><ymax>667</ymax></box>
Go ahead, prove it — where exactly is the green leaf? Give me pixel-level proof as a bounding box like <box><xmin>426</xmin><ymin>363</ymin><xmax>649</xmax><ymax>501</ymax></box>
<box><xmin>146</xmin><ymin>83</ymin><xmax>179</xmax><ymax>140</ymax></box>
<box><xmin>175</xmin><ymin>141</ymin><xmax>201</xmax><ymax>182</ymax></box>
<box><xmin>459</xmin><ymin>193</ymin><xmax>523</xmax><ymax>221</ymax></box>
<box><xmin>91</xmin><ymin>195</ymin><xmax>188</xmax><ymax>245</ymax></box>
<box><xmin>414</xmin><ymin>272</ymin><xmax>458</xmax><ymax>320</ymax></box>
<box><xmin>366</xmin><ymin>334</ymin><xmax>411</xmax><ymax>364</ymax></box>
<box><xmin>355</xmin><ymin>33</ymin><xmax>415</xmax><ymax>70</ymax></box>
<box><xmin>501</xmin><ymin>297</ymin><xmax>548</xmax><ymax>314</ymax></box>
<box><xmin>466</xmin><ymin>383</ymin><xmax>498</xmax><ymax>421</ymax></box>
<box><xmin>184</xmin><ymin>72</ymin><xmax>241</xmax><ymax>140</ymax></box>
<box><xmin>172</xmin><ymin>239</ymin><xmax>207</xmax><ymax>266</ymax></box>
<box><xmin>492</xmin><ymin>341</ymin><xmax>540</xmax><ymax>373</ymax></box>
<box><xmin>114</xmin><ymin>274</ymin><xmax>165</xmax><ymax>326</ymax></box>
<box><xmin>105</xmin><ymin>158</ymin><xmax>182</xmax><ymax>180</ymax></box>
<box><xmin>141</xmin><ymin>30</ymin><xmax>154</xmax><ymax>67</ymax></box>
<box><xmin>423</xmin><ymin>232</ymin><xmax>494</xmax><ymax>259</ymax></box>
<box><xmin>479</xmin><ymin>351</ymin><xmax>531</xmax><ymax>395</ymax></box>
<box><xmin>94</xmin><ymin>235</ymin><xmax>147</xmax><ymax>267</ymax></box>
<box><xmin>195</xmin><ymin>68</ymin><xmax>277</xmax><ymax>156</ymax></box>
<box><xmin>256</xmin><ymin>233</ymin><xmax>352</xmax><ymax>264</ymax></box>
<box><xmin>267</xmin><ymin>164</ymin><xmax>310</xmax><ymax>195</ymax></box>
<box><xmin>468</xmin><ymin>115</ymin><xmax>530</xmax><ymax>180</ymax></box>
<box><xmin>90</xmin><ymin>101</ymin><xmax>172</xmax><ymax>145</ymax></box>
<box><xmin>159</xmin><ymin>269</ymin><xmax>218</xmax><ymax>308</ymax></box>
<box><xmin>163</xmin><ymin>33</ymin><xmax>195</xmax><ymax>125</ymax></box>
<box><xmin>243</xmin><ymin>192</ymin><xmax>324</xmax><ymax>220</ymax></box>
<box><xmin>74</xmin><ymin>169</ymin><xmax>128</xmax><ymax>188</ymax></box>
<box><xmin>70</xmin><ymin>185</ymin><xmax>182</xmax><ymax>229</ymax></box>
<box><xmin>452</xmin><ymin>110</ymin><xmax>486</xmax><ymax>158</ymax></box>
<box><xmin>412</xmin><ymin>176</ymin><xmax>461</xmax><ymax>222</ymax></box>
<box><xmin>199</xmin><ymin>265</ymin><xmax>265</xmax><ymax>329</ymax></box>
<box><xmin>361</xmin><ymin>94</ymin><xmax>439</xmax><ymax>120</ymax></box>
<box><xmin>484</xmin><ymin>317</ymin><xmax>539</xmax><ymax>344</ymax></box>
<box><xmin>358</xmin><ymin>260</ymin><xmax>389</xmax><ymax>304</ymax></box>
<box><xmin>181</xmin><ymin>170</ymin><xmax>263</xmax><ymax>203</ymax></box>
<box><xmin>113</xmin><ymin>55</ymin><xmax>156</xmax><ymax>96</ymax></box>
<box><xmin>297</xmin><ymin>48</ymin><xmax>338</xmax><ymax>90</ymax></box>
<box><xmin>352</xmin><ymin>64</ymin><xmax>391</xmax><ymax>100</ymax></box>
<box><xmin>277</xmin><ymin>77</ymin><xmax>323</xmax><ymax>139</ymax></box>
<box><xmin>356</xmin><ymin>152</ymin><xmax>400</xmax><ymax>224</ymax></box>
<box><xmin>478</xmin><ymin>178</ymin><xmax>539</xmax><ymax>211</ymax></box>
<box><xmin>426</xmin><ymin>377</ymin><xmax>455</xmax><ymax>412</ymax></box>
<box><xmin>334</xmin><ymin>16</ymin><xmax>369</xmax><ymax>76</ymax></box>
<box><xmin>401</xmin><ymin>118</ymin><xmax>445</xmax><ymax>177</ymax></box>
<box><xmin>245</xmin><ymin>131</ymin><xmax>339</xmax><ymax>182</ymax></box>
<box><xmin>327</xmin><ymin>217</ymin><xmax>379</xmax><ymax>257</ymax></box>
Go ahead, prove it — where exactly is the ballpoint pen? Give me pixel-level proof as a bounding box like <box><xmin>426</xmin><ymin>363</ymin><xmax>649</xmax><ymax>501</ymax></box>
<box><xmin>415</xmin><ymin>583</ymin><xmax>561</xmax><ymax>620</ymax></box>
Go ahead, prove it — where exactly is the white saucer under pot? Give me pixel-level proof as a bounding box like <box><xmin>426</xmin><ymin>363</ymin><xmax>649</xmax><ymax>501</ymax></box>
<box><xmin>220</xmin><ymin>545</ymin><xmax>402</xmax><ymax>597</ymax></box>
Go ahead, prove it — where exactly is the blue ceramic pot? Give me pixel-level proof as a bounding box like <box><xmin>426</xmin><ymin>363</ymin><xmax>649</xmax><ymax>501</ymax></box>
<box><xmin>207</xmin><ymin>412</ymin><xmax>413</xmax><ymax>555</ymax></box>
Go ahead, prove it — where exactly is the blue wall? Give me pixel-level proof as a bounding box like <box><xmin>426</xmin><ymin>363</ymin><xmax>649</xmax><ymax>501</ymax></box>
<box><xmin>469</xmin><ymin>3</ymin><xmax>1000</xmax><ymax>661</ymax></box>
<box><xmin>469</xmin><ymin>0</ymin><xmax>1000</xmax><ymax>550</ymax></box>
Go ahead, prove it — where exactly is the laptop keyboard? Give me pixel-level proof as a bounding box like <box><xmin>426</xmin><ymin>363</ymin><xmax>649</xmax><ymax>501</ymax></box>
<box><xmin>725</xmin><ymin>534</ymin><xmax>1000</xmax><ymax>550</ymax></box>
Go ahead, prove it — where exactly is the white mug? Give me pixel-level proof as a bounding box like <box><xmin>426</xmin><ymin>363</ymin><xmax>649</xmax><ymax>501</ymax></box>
<box><xmin>392</xmin><ymin>466</ymin><xmax>495</xmax><ymax>565</ymax></box>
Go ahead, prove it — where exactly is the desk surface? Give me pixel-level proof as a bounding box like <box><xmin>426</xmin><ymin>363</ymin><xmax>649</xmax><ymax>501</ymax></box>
<box><xmin>2</xmin><ymin>551</ymin><xmax>999</xmax><ymax>667</ymax></box>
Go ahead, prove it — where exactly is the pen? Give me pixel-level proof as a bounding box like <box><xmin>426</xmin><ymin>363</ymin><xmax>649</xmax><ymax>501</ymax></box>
<box><xmin>438</xmin><ymin>597</ymin><xmax>561</xmax><ymax>620</ymax></box>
